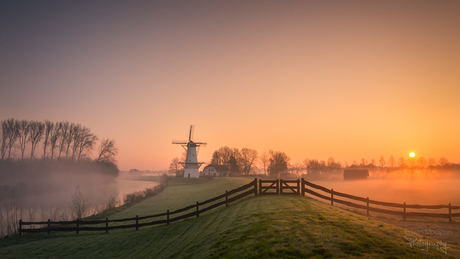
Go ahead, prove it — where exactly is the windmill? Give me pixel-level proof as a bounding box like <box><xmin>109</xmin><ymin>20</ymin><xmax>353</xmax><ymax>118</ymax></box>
<box><xmin>172</xmin><ymin>125</ymin><xmax>207</xmax><ymax>178</ymax></box>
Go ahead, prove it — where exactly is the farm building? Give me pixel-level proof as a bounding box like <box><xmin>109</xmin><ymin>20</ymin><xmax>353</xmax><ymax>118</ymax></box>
<box><xmin>202</xmin><ymin>164</ymin><xmax>229</xmax><ymax>177</ymax></box>
<box><xmin>343</xmin><ymin>169</ymin><xmax>369</xmax><ymax>180</ymax></box>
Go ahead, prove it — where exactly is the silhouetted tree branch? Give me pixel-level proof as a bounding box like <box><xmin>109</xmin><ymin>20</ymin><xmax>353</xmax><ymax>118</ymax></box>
<box><xmin>267</xmin><ymin>150</ymin><xmax>290</xmax><ymax>178</ymax></box>
<box><xmin>95</xmin><ymin>139</ymin><xmax>118</xmax><ymax>164</ymax></box>
<box><xmin>43</xmin><ymin>120</ymin><xmax>54</xmax><ymax>159</ymax></box>
<box><xmin>240</xmin><ymin>148</ymin><xmax>258</xmax><ymax>175</ymax></box>
<box><xmin>28</xmin><ymin>121</ymin><xmax>45</xmax><ymax>160</ymax></box>
<box><xmin>18</xmin><ymin>120</ymin><xmax>31</xmax><ymax>159</ymax></box>
<box><xmin>58</xmin><ymin>122</ymin><xmax>70</xmax><ymax>159</ymax></box>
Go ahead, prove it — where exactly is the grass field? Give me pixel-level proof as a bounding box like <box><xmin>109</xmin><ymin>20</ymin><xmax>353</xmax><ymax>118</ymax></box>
<box><xmin>1</xmin><ymin>177</ymin><xmax>459</xmax><ymax>258</ymax></box>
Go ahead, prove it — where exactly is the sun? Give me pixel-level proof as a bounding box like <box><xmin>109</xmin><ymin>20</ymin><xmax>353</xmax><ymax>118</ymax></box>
<box><xmin>410</xmin><ymin>152</ymin><xmax>415</xmax><ymax>158</ymax></box>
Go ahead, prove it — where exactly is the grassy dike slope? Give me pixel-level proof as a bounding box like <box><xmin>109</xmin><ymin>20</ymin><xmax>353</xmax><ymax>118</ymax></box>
<box><xmin>1</xmin><ymin>177</ymin><xmax>459</xmax><ymax>258</ymax></box>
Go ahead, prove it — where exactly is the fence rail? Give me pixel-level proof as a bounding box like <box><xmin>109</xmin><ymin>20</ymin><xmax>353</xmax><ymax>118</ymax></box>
<box><xmin>301</xmin><ymin>178</ymin><xmax>460</xmax><ymax>222</ymax></box>
<box><xmin>19</xmin><ymin>179</ymin><xmax>258</xmax><ymax>235</ymax></box>
<box><xmin>19</xmin><ymin>177</ymin><xmax>460</xmax><ymax>235</ymax></box>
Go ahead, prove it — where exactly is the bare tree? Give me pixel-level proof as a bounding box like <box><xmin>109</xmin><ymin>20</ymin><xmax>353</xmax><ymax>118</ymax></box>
<box><xmin>370</xmin><ymin>159</ymin><xmax>376</xmax><ymax>167</ymax></box>
<box><xmin>379</xmin><ymin>156</ymin><xmax>386</xmax><ymax>168</ymax></box>
<box><xmin>75</xmin><ymin>126</ymin><xmax>98</xmax><ymax>160</ymax></box>
<box><xmin>17</xmin><ymin>120</ymin><xmax>31</xmax><ymax>159</ymax></box>
<box><xmin>43</xmin><ymin>120</ymin><xmax>54</xmax><ymax>159</ymax></box>
<box><xmin>70</xmin><ymin>124</ymin><xmax>82</xmax><ymax>160</ymax></box>
<box><xmin>408</xmin><ymin>157</ymin><xmax>416</xmax><ymax>168</ymax></box>
<box><xmin>1</xmin><ymin>121</ymin><xmax>9</xmax><ymax>160</ymax></box>
<box><xmin>439</xmin><ymin>157</ymin><xmax>449</xmax><ymax>167</ymax></box>
<box><xmin>169</xmin><ymin>157</ymin><xmax>182</xmax><ymax>177</ymax></box>
<box><xmin>398</xmin><ymin>157</ymin><xmax>406</xmax><ymax>168</ymax></box>
<box><xmin>228</xmin><ymin>148</ymin><xmax>241</xmax><ymax>175</ymax></box>
<box><xmin>65</xmin><ymin>123</ymin><xmax>76</xmax><ymax>159</ymax></box>
<box><xmin>417</xmin><ymin>157</ymin><xmax>427</xmax><ymax>169</ymax></box>
<box><xmin>240</xmin><ymin>148</ymin><xmax>258</xmax><ymax>175</ymax></box>
<box><xmin>360</xmin><ymin>158</ymin><xmax>368</xmax><ymax>167</ymax></box>
<box><xmin>58</xmin><ymin>121</ymin><xmax>70</xmax><ymax>159</ymax></box>
<box><xmin>267</xmin><ymin>150</ymin><xmax>290</xmax><ymax>177</ymax></box>
<box><xmin>326</xmin><ymin>157</ymin><xmax>342</xmax><ymax>170</ymax></box>
<box><xmin>49</xmin><ymin>122</ymin><xmax>63</xmax><ymax>160</ymax></box>
<box><xmin>210</xmin><ymin>146</ymin><xmax>233</xmax><ymax>165</ymax></box>
<box><xmin>388</xmin><ymin>155</ymin><xmax>396</xmax><ymax>168</ymax></box>
<box><xmin>427</xmin><ymin>157</ymin><xmax>437</xmax><ymax>167</ymax></box>
<box><xmin>259</xmin><ymin>150</ymin><xmax>269</xmax><ymax>176</ymax></box>
<box><xmin>5</xmin><ymin>119</ymin><xmax>20</xmax><ymax>159</ymax></box>
<box><xmin>68</xmin><ymin>185</ymin><xmax>90</xmax><ymax>219</ymax></box>
<box><xmin>28</xmin><ymin>121</ymin><xmax>45</xmax><ymax>160</ymax></box>
<box><xmin>95</xmin><ymin>139</ymin><xmax>118</xmax><ymax>164</ymax></box>
<box><xmin>289</xmin><ymin>163</ymin><xmax>303</xmax><ymax>178</ymax></box>
<box><xmin>210</xmin><ymin>146</ymin><xmax>241</xmax><ymax>175</ymax></box>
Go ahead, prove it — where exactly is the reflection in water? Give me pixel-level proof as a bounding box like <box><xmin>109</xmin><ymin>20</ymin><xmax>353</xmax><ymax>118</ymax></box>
<box><xmin>0</xmin><ymin>176</ymin><xmax>159</xmax><ymax>237</ymax></box>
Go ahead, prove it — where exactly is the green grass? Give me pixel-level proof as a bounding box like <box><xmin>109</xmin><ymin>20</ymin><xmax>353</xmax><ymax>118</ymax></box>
<box><xmin>1</xmin><ymin>177</ymin><xmax>459</xmax><ymax>258</ymax></box>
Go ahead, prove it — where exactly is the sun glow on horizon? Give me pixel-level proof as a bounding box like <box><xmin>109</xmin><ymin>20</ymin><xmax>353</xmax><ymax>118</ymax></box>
<box><xmin>410</xmin><ymin>152</ymin><xmax>416</xmax><ymax>158</ymax></box>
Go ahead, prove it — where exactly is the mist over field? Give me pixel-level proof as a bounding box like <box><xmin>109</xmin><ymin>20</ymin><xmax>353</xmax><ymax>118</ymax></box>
<box><xmin>311</xmin><ymin>170</ymin><xmax>460</xmax><ymax>206</ymax></box>
<box><xmin>0</xmin><ymin>160</ymin><xmax>160</xmax><ymax>237</ymax></box>
<box><xmin>298</xmin><ymin>168</ymin><xmax>460</xmax><ymax>234</ymax></box>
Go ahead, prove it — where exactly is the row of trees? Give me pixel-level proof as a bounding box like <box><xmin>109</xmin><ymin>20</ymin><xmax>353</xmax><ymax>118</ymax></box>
<box><xmin>195</xmin><ymin>146</ymin><xmax>290</xmax><ymax>177</ymax></box>
<box><xmin>170</xmin><ymin>145</ymin><xmax>456</xmax><ymax>178</ymax></box>
<box><xmin>347</xmin><ymin>155</ymin><xmax>451</xmax><ymax>170</ymax></box>
<box><xmin>210</xmin><ymin>146</ymin><xmax>259</xmax><ymax>176</ymax></box>
<box><xmin>0</xmin><ymin>118</ymin><xmax>118</xmax><ymax>165</ymax></box>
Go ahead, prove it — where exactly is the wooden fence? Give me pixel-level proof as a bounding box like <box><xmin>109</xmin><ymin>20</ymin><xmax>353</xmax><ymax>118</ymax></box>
<box><xmin>19</xmin><ymin>177</ymin><xmax>460</xmax><ymax>235</ymax></box>
<box><xmin>301</xmin><ymin>179</ymin><xmax>460</xmax><ymax>222</ymax></box>
<box><xmin>19</xmin><ymin>178</ymin><xmax>258</xmax><ymax>235</ymax></box>
<box><xmin>259</xmin><ymin>179</ymin><xmax>300</xmax><ymax>195</ymax></box>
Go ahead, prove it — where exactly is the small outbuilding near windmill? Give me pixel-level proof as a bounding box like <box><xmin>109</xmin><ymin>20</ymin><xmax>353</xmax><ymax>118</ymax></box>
<box><xmin>202</xmin><ymin>164</ymin><xmax>229</xmax><ymax>177</ymax></box>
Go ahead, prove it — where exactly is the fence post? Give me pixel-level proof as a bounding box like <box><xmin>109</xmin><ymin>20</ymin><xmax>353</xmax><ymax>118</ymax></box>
<box><xmin>403</xmin><ymin>202</ymin><xmax>406</xmax><ymax>221</ymax></box>
<box><xmin>276</xmin><ymin>179</ymin><xmax>279</xmax><ymax>195</ymax></box>
<box><xmin>225</xmin><ymin>191</ymin><xmax>228</xmax><ymax>207</ymax></box>
<box><xmin>196</xmin><ymin>201</ymin><xmax>199</xmax><ymax>218</ymax></box>
<box><xmin>331</xmin><ymin>189</ymin><xmax>334</xmax><ymax>206</ymax></box>
<box><xmin>19</xmin><ymin>220</ymin><xmax>22</xmax><ymax>235</ymax></box>
<box><xmin>48</xmin><ymin>219</ymin><xmax>50</xmax><ymax>234</ymax></box>
<box><xmin>76</xmin><ymin>219</ymin><xmax>79</xmax><ymax>234</ymax></box>
<box><xmin>254</xmin><ymin>178</ymin><xmax>257</xmax><ymax>196</ymax></box>
<box><xmin>167</xmin><ymin>210</ymin><xmax>170</xmax><ymax>225</ymax></box>
<box><xmin>449</xmin><ymin>203</ymin><xmax>452</xmax><ymax>223</ymax></box>
<box><xmin>297</xmin><ymin>179</ymin><xmax>300</xmax><ymax>196</ymax></box>
<box><xmin>136</xmin><ymin>215</ymin><xmax>139</xmax><ymax>230</ymax></box>
<box><xmin>366</xmin><ymin>197</ymin><xmax>369</xmax><ymax>216</ymax></box>
<box><xmin>301</xmin><ymin>178</ymin><xmax>305</xmax><ymax>196</ymax></box>
<box><xmin>280</xmin><ymin>179</ymin><xmax>283</xmax><ymax>195</ymax></box>
<box><xmin>259</xmin><ymin>179</ymin><xmax>262</xmax><ymax>195</ymax></box>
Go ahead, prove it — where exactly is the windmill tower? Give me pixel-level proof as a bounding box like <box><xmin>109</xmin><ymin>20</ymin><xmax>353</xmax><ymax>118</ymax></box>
<box><xmin>172</xmin><ymin>125</ymin><xmax>207</xmax><ymax>178</ymax></box>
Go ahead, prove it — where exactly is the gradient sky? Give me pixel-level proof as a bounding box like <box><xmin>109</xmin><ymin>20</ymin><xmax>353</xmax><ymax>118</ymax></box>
<box><xmin>1</xmin><ymin>1</ymin><xmax>459</xmax><ymax>171</ymax></box>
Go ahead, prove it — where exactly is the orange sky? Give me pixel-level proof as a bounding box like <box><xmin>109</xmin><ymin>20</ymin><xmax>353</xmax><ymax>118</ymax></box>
<box><xmin>1</xmin><ymin>1</ymin><xmax>459</xmax><ymax>170</ymax></box>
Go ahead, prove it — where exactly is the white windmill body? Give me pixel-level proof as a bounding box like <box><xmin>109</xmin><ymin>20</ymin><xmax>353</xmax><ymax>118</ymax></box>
<box><xmin>172</xmin><ymin>126</ymin><xmax>206</xmax><ymax>178</ymax></box>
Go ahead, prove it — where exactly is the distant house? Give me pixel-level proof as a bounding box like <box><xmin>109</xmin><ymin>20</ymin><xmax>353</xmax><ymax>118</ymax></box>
<box><xmin>202</xmin><ymin>164</ymin><xmax>229</xmax><ymax>177</ymax></box>
<box><xmin>343</xmin><ymin>169</ymin><xmax>369</xmax><ymax>180</ymax></box>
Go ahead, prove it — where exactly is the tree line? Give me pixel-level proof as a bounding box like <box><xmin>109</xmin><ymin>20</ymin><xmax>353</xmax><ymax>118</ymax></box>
<box><xmin>169</xmin><ymin>146</ymin><xmax>291</xmax><ymax>177</ymax></box>
<box><xmin>0</xmin><ymin>118</ymin><xmax>118</xmax><ymax>165</ymax></box>
<box><xmin>170</xmin><ymin>144</ymin><xmax>457</xmax><ymax>178</ymax></box>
